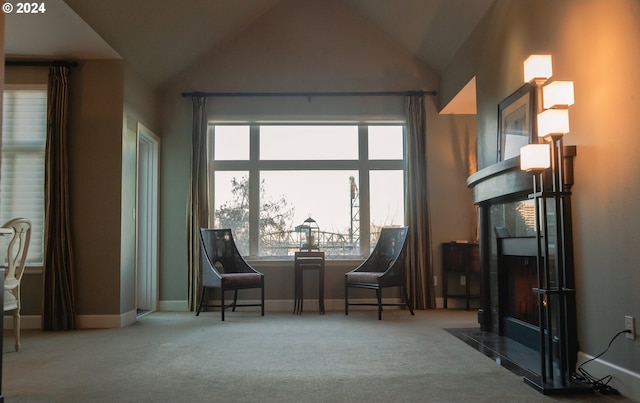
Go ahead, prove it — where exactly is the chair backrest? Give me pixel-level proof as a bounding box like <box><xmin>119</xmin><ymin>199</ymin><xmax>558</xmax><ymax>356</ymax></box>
<box><xmin>199</xmin><ymin>228</ymin><xmax>250</xmax><ymax>274</ymax></box>
<box><xmin>371</xmin><ymin>226</ymin><xmax>408</xmax><ymax>266</ymax></box>
<box><xmin>3</xmin><ymin>218</ymin><xmax>32</xmax><ymax>284</ymax></box>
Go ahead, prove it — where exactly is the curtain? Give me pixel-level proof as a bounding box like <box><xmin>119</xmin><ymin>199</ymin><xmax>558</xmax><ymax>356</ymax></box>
<box><xmin>42</xmin><ymin>66</ymin><xmax>76</xmax><ymax>330</ymax></box>
<box><xmin>404</xmin><ymin>95</ymin><xmax>435</xmax><ymax>309</ymax></box>
<box><xmin>187</xmin><ymin>96</ymin><xmax>209</xmax><ymax>311</ymax></box>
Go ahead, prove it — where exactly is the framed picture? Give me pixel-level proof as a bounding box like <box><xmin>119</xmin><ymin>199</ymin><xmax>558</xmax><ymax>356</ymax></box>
<box><xmin>497</xmin><ymin>83</ymin><xmax>535</xmax><ymax>161</ymax></box>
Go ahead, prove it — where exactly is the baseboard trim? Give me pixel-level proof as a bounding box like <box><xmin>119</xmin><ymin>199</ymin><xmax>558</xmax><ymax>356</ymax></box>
<box><xmin>577</xmin><ymin>351</ymin><xmax>640</xmax><ymax>401</ymax></box>
<box><xmin>4</xmin><ymin>315</ymin><xmax>41</xmax><ymax>330</ymax></box>
<box><xmin>158</xmin><ymin>300</ymin><xmax>189</xmax><ymax>312</ymax></box>
<box><xmin>76</xmin><ymin>310</ymin><xmax>137</xmax><ymax>329</ymax></box>
<box><xmin>4</xmin><ymin>299</ymin><xmax>411</xmax><ymax>330</ymax></box>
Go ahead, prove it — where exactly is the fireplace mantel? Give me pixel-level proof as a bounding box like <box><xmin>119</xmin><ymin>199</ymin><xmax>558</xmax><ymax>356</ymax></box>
<box><xmin>467</xmin><ymin>157</ymin><xmax>531</xmax><ymax>204</ymax></box>
<box><xmin>467</xmin><ymin>146</ymin><xmax>576</xmax><ymax>205</ymax></box>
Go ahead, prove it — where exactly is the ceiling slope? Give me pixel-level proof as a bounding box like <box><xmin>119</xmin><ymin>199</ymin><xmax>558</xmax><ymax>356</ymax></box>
<box><xmin>5</xmin><ymin>0</ymin><xmax>494</xmax><ymax>112</ymax></box>
<box><xmin>343</xmin><ymin>0</ymin><xmax>494</xmax><ymax>74</ymax></box>
<box><xmin>5</xmin><ymin>0</ymin><xmax>119</xmax><ymax>60</ymax></box>
<box><xmin>62</xmin><ymin>0</ymin><xmax>283</xmax><ymax>85</ymax></box>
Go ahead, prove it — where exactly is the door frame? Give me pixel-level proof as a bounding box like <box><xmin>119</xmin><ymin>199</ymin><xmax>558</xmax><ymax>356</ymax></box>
<box><xmin>136</xmin><ymin>123</ymin><xmax>160</xmax><ymax>316</ymax></box>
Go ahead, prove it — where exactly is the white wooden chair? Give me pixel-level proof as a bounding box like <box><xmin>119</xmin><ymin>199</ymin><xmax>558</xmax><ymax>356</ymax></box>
<box><xmin>3</xmin><ymin>218</ymin><xmax>31</xmax><ymax>352</ymax></box>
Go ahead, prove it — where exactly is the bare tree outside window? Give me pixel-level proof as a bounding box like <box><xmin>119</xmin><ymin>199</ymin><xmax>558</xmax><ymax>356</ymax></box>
<box><xmin>214</xmin><ymin>175</ymin><xmax>295</xmax><ymax>254</ymax></box>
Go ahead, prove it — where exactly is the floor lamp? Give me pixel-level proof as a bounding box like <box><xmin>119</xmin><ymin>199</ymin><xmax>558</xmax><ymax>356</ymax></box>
<box><xmin>519</xmin><ymin>55</ymin><xmax>590</xmax><ymax>394</ymax></box>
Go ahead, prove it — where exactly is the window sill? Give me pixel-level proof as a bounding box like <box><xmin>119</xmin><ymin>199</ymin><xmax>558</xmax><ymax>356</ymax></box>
<box><xmin>247</xmin><ymin>258</ymin><xmax>364</xmax><ymax>270</ymax></box>
<box><xmin>24</xmin><ymin>266</ymin><xmax>43</xmax><ymax>275</ymax></box>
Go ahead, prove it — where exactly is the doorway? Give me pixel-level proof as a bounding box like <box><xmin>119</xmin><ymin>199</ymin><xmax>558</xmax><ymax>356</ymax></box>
<box><xmin>136</xmin><ymin>124</ymin><xmax>160</xmax><ymax>317</ymax></box>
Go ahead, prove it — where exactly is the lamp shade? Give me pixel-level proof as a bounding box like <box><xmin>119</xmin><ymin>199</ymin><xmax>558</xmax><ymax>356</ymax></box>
<box><xmin>543</xmin><ymin>81</ymin><xmax>574</xmax><ymax>108</ymax></box>
<box><xmin>520</xmin><ymin>144</ymin><xmax>551</xmax><ymax>172</ymax></box>
<box><xmin>524</xmin><ymin>55</ymin><xmax>553</xmax><ymax>82</ymax></box>
<box><xmin>537</xmin><ymin>109</ymin><xmax>570</xmax><ymax>137</ymax></box>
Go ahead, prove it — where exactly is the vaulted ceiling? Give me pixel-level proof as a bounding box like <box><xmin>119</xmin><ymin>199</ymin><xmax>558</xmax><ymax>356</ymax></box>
<box><xmin>4</xmin><ymin>0</ymin><xmax>494</xmax><ymax>111</ymax></box>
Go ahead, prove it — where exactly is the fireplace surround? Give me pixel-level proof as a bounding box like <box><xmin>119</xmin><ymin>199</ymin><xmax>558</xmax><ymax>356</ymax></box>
<box><xmin>467</xmin><ymin>149</ymin><xmax>578</xmax><ymax>384</ymax></box>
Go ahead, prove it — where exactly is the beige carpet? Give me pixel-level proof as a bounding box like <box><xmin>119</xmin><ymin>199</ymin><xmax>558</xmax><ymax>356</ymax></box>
<box><xmin>2</xmin><ymin>309</ymin><xmax>630</xmax><ymax>402</ymax></box>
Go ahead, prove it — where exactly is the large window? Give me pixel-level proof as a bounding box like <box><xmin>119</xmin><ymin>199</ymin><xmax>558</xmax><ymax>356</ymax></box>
<box><xmin>1</xmin><ymin>86</ymin><xmax>47</xmax><ymax>265</ymax></box>
<box><xmin>209</xmin><ymin>124</ymin><xmax>405</xmax><ymax>258</ymax></box>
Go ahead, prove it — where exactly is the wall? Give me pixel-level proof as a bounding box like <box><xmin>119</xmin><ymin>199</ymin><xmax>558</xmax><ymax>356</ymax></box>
<box><xmin>443</xmin><ymin>0</ymin><xmax>640</xmax><ymax>398</ymax></box>
<box><xmin>67</xmin><ymin>60</ymin><xmax>124</xmax><ymax>326</ymax></box>
<box><xmin>429</xmin><ymin>113</ymin><xmax>478</xmax><ymax>308</ymax></box>
<box><xmin>5</xmin><ymin>61</ymin><xmax>130</xmax><ymax>325</ymax></box>
<box><xmin>120</xmin><ymin>67</ymin><xmax>161</xmax><ymax>319</ymax></box>
<box><xmin>158</xmin><ymin>0</ymin><xmax>476</xmax><ymax>309</ymax></box>
<box><xmin>68</xmin><ymin>61</ymin><xmax>159</xmax><ymax>325</ymax></box>
<box><xmin>120</xmin><ymin>114</ymin><xmax>136</xmax><ymax>319</ymax></box>
<box><xmin>3</xmin><ymin>61</ymin><xmax>161</xmax><ymax>328</ymax></box>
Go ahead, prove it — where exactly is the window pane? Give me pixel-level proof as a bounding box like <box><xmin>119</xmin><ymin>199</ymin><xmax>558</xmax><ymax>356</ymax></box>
<box><xmin>370</xmin><ymin>170</ymin><xmax>404</xmax><ymax>249</ymax></box>
<box><xmin>1</xmin><ymin>88</ymin><xmax>47</xmax><ymax>264</ymax></box>
<box><xmin>260</xmin><ymin>126</ymin><xmax>358</xmax><ymax>160</ymax></box>
<box><xmin>368</xmin><ymin>125</ymin><xmax>403</xmax><ymax>160</ymax></box>
<box><xmin>209</xmin><ymin>123</ymin><xmax>407</xmax><ymax>260</ymax></box>
<box><xmin>213</xmin><ymin>171</ymin><xmax>250</xmax><ymax>254</ymax></box>
<box><xmin>259</xmin><ymin>170</ymin><xmax>359</xmax><ymax>256</ymax></box>
<box><xmin>214</xmin><ymin>125</ymin><xmax>249</xmax><ymax>160</ymax></box>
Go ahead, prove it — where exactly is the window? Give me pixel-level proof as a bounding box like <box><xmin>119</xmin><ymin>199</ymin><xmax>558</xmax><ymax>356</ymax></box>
<box><xmin>1</xmin><ymin>86</ymin><xmax>47</xmax><ymax>265</ymax></box>
<box><xmin>210</xmin><ymin>124</ymin><xmax>405</xmax><ymax>258</ymax></box>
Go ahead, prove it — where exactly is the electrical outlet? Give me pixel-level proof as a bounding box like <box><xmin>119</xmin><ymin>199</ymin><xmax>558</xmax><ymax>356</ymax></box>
<box><xmin>625</xmin><ymin>316</ymin><xmax>636</xmax><ymax>340</ymax></box>
<box><xmin>460</xmin><ymin>275</ymin><xmax>466</xmax><ymax>286</ymax></box>
<box><xmin>433</xmin><ymin>276</ymin><xmax>437</xmax><ymax>286</ymax></box>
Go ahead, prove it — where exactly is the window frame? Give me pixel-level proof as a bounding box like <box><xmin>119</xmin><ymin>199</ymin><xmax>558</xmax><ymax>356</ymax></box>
<box><xmin>208</xmin><ymin>122</ymin><xmax>405</xmax><ymax>259</ymax></box>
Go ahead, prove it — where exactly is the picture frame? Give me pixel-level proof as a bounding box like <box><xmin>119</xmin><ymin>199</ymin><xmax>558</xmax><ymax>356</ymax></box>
<box><xmin>497</xmin><ymin>83</ymin><xmax>535</xmax><ymax>161</ymax></box>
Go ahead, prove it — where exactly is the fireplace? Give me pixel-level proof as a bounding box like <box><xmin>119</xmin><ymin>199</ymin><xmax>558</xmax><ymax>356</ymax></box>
<box><xmin>467</xmin><ymin>152</ymin><xmax>578</xmax><ymax>371</ymax></box>
<box><xmin>496</xmin><ymin>233</ymin><xmax>540</xmax><ymax>351</ymax></box>
<box><xmin>506</xmin><ymin>255</ymin><xmax>538</xmax><ymax>325</ymax></box>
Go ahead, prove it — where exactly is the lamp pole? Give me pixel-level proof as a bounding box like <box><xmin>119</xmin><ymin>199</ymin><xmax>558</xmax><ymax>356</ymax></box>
<box><xmin>520</xmin><ymin>55</ymin><xmax>588</xmax><ymax>394</ymax></box>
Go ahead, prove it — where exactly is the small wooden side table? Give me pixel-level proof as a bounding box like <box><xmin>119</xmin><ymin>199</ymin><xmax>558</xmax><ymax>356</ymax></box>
<box><xmin>293</xmin><ymin>251</ymin><xmax>325</xmax><ymax>315</ymax></box>
<box><xmin>442</xmin><ymin>242</ymin><xmax>480</xmax><ymax>310</ymax></box>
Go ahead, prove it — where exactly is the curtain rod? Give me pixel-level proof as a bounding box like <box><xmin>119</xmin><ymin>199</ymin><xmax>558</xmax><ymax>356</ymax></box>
<box><xmin>182</xmin><ymin>90</ymin><xmax>437</xmax><ymax>98</ymax></box>
<box><xmin>5</xmin><ymin>60</ymin><xmax>78</xmax><ymax>68</ymax></box>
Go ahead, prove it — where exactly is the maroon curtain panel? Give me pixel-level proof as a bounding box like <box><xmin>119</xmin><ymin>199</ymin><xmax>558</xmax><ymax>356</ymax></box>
<box><xmin>404</xmin><ymin>95</ymin><xmax>435</xmax><ymax>309</ymax></box>
<box><xmin>42</xmin><ymin>65</ymin><xmax>76</xmax><ymax>330</ymax></box>
<box><xmin>187</xmin><ymin>96</ymin><xmax>209</xmax><ymax>311</ymax></box>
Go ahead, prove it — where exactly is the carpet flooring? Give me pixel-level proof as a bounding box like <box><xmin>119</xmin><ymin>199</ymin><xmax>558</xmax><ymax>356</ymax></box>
<box><xmin>2</xmin><ymin>309</ymin><xmax>631</xmax><ymax>402</ymax></box>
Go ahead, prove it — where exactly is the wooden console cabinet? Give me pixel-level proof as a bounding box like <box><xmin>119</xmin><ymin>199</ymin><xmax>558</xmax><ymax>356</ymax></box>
<box><xmin>442</xmin><ymin>242</ymin><xmax>480</xmax><ymax>310</ymax></box>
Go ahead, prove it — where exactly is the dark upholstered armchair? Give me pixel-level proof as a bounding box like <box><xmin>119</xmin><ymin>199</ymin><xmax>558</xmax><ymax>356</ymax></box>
<box><xmin>345</xmin><ymin>226</ymin><xmax>414</xmax><ymax>320</ymax></box>
<box><xmin>197</xmin><ymin>228</ymin><xmax>264</xmax><ymax>321</ymax></box>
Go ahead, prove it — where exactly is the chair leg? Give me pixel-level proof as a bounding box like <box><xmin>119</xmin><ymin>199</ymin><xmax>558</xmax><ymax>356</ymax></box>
<box><xmin>221</xmin><ymin>289</ymin><xmax>225</xmax><ymax>321</ymax></box>
<box><xmin>344</xmin><ymin>281</ymin><xmax>349</xmax><ymax>316</ymax></box>
<box><xmin>403</xmin><ymin>285</ymin><xmax>415</xmax><ymax>315</ymax></box>
<box><xmin>293</xmin><ymin>269</ymin><xmax>297</xmax><ymax>314</ymax></box>
<box><xmin>232</xmin><ymin>289</ymin><xmax>239</xmax><ymax>312</ymax></box>
<box><xmin>376</xmin><ymin>288</ymin><xmax>382</xmax><ymax>320</ymax></box>
<box><xmin>13</xmin><ymin>311</ymin><xmax>20</xmax><ymax>352</ymax></box>
<box><xmin>261</xmin><ymin>283</ymin><xmax>265</xmax><ymax>316</ymax></box>
<box><xmin>196</xmin><ymin>287</ymin><xmax>206</xmax><ymax>316</ymax></box>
